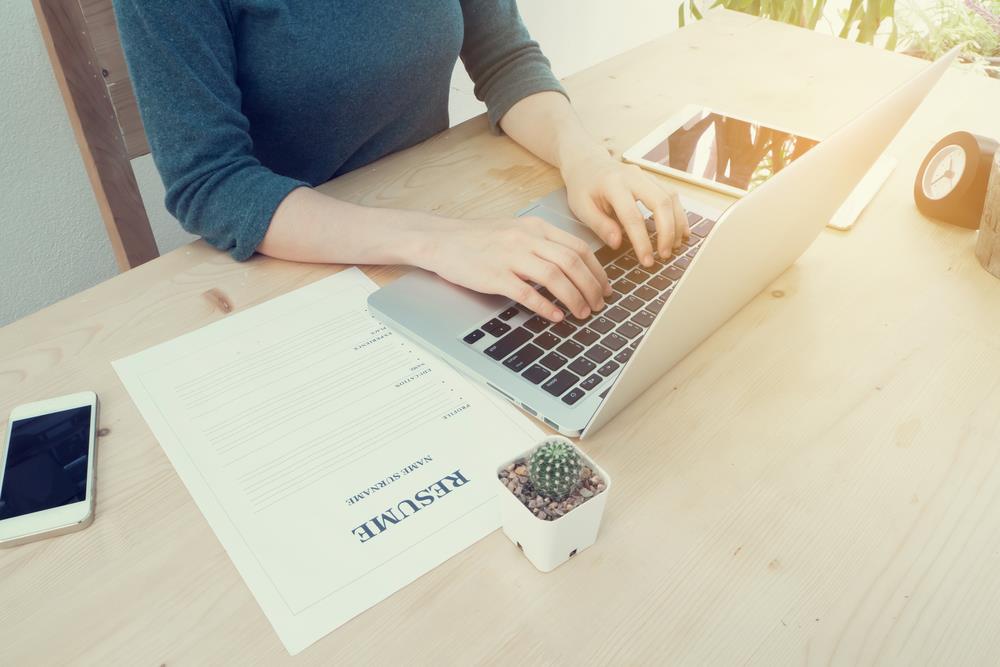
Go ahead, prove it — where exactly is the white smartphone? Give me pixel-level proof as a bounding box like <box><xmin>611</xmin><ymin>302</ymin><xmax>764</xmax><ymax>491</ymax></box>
<box><xmin>623</xmin><ymin>104</ymin><xmax>820</xmax><ymax>198</ymax></box>
<box><xmin>0</xmin><ymin>391</ymin><xmax>98</xmax><ymax>547</ymax></box>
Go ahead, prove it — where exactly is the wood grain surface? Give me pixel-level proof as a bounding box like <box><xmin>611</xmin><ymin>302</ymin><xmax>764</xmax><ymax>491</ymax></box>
<box><xmin>4</xmin><ymin>11</ymin><xmax>1000</xmax><ymax>665</ymax></box>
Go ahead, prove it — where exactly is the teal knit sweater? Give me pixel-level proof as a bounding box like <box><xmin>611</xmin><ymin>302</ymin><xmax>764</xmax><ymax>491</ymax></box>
<box><xmin>114</xmin><ymin>0</ymin><xmax>566</xmax><ymax>259</ymax></box>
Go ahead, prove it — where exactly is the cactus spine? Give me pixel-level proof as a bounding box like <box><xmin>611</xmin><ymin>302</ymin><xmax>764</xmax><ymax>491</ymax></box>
<box><xmin>528</xmin><ymin>439</ymin><xmax>582</xmax><ymax>500</ymax></box>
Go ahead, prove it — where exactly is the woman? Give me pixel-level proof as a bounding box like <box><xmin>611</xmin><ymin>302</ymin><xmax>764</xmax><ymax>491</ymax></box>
<box><xmin>115</xmin><ymin>0</ymin><xmax>688</xmax><ymax>323</ymax></box>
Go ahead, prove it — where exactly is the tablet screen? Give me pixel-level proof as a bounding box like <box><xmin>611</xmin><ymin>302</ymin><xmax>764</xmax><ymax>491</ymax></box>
<box><xmin>641</xmin><ymin>108</ymin><xmax>819</xmax><ymax>192</ymax></box>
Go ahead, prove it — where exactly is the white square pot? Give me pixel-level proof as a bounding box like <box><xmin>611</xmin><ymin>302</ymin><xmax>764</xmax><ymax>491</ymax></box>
<box><xmin>495</xmin><ymin>440</ymin><xmax>611</xmax><ymax>572</ymax></box>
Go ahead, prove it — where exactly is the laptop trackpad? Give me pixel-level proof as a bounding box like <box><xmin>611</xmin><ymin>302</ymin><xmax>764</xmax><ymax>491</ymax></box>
<box><xmin>517</xmin><ymin>189</ymin><xmax>605</xmax><ymax>252</ymax></box>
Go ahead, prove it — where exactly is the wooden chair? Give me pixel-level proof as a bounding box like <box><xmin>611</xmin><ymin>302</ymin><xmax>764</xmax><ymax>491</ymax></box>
<box><xmin>33</xmin><ymin>0</ymin><xmax>159</xmax><ymax>270</ymax></box>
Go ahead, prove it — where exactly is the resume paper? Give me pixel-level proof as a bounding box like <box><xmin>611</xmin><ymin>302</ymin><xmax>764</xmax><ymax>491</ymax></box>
<box><xmin>114</xmin><ymin>267</ymin><xmax>541</xmax><ymax>654</ymax></box>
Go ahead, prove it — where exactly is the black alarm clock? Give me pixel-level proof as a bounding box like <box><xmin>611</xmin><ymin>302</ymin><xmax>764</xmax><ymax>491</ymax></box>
<box><xmin>914</xmin><ymin>131</ymin><xmax>999</xmax><ymax>229</ymax></box>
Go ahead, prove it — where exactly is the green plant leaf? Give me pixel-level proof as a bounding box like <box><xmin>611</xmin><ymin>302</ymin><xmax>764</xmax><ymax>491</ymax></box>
<box><xmin>855</xmin><ymin>0</ymin><xmax>882</xmax><ymax>44</ymax></box>
<box><xmin>807</xmin><ymin>0</ymin><xmax>828</xmax><ymax>28</ymax></box>
<box><xmin>781</xmin><ymin>1</ymin><xmax>800</xmax><ymax>25</ymax></box>
<box><xmin>886</xmin><ymin>19</ymin><xmax>898</xmax><ymax>49</ymax></box>
<box><xmin>840</xmin><ymin>0</ymin><xmax>863</xmax><ymax>37</ymax></box>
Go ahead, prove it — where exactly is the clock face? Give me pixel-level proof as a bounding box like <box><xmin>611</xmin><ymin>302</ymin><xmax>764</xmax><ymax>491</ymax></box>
<box><xmin>922</xmin><ymin>143</ymin><xmax>966</xmax><ymax>200</ymax></box>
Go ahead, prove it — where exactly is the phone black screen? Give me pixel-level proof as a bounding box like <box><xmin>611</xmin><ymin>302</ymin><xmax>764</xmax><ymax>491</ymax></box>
<box><xmin>0</xmin><ymin>406</ymin><xmax>92</xmax><ymax>520</ymax></box>
<box><xmin>641</xmin><ymin>108</ymin><xmax>819</xmax><ymax>192</ymax></box>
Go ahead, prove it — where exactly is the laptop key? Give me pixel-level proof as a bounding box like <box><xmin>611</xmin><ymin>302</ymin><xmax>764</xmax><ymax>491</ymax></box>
<box><xmin>620</xmin><ymin>295</ymin><xmax>644</xmax><ymax>312</ymax></box>
<box><xmin>589</xmin><ymin>316</ymin><xmax>615</xmax><ymax>334</ymax></box>
<box><xmin>616</xmin><ymin>253</ymin><xmax>639</xmax><ymax>270</ymax></box>
<box><xmin>523</xmin><ymin>315</ymin><xmax>549</xmax><ymax>333</ymax></box>
<box><xmin>463</xmin><ymin>329</ymin><xmax>485</xmax><ymax>344</ymax></box>
<box><xmin>573</xmin><ymin>327</ymin><xmax>600</xmax><ymax>346</ymax></box>
<box><xmin>686</xmin><ymin>246</ymin><xmax>699</xmax><ymax>258</ymax></box>
<box><xmin>614</xmin><ymin>347</ymin><xmax>634</xmax><ymax>364</ymax></box>
<box><xmin>556</xmin><ymin>340</ymin><xmax>584</xmax><ymax>358</ymax></box>
<box><xmin>580</xmin><ymin>374</ymin><xmax>602</xmax><ymax>390</ymax></box>
<box><xmin>605</xmin><ymin>265</ymin><xmax>625</xmax><ymax>280</ymax></box>
<box><xmin>498</xmin><ymin>306</ymin><xmax>519</xmax><ymax>321</ymax></box>
<box><xmin>585</xmin><ymin>345</ymin><xmax>612</xmax><ymax>364</ymax></box>
<box><xmin>607</xmin><ymin>291</ymin><xmax>623</xmax><ymax>304</ymax></box>
<box><xmin>686</xmin><ymin>211</ymin><xmax>703</xmax><ymax>227</ymax></box>
<box><xmin>542</xmin><ymin>370</ymin><xmax>580</xmax><ymax>397</ymax></box>
<box><xmin>534</xmin><ymin>332</ymin><xmax>560</xmax><ymax>350</ymax></box>
<box><xmin>598</xmin><ymin>361</ymin><xmax>620</xmax><ymax>377</ymax></box>
<box><xmin>550</xmin><ymin>320</ymin><xmax>576</xmax><ymax>338</ymax></box>
<box><xmin>630</xmin><ymin>336</ymin><xmax>643</xmax><ymax>349</ymax></box>
<box><xmin>596</xmin><ymin>245</ymin><xmax>625</xmax><ymax>265</ymax></box>
<box><xmin>485</xmin><ymin>327</ymin><xmax>533</xmax><ymax>360</ymax></box>
<box><xmin>612</xmin><ymin>278</ymin><xmax>636</xmax><ymax>294</ymax></box>
<box><xmin>625</xmin><ymin>268</ymin><xmax>649</xmax><ymax>284</ymax></box>
<box><xmin>562</xmin><ymin>387</ymin><xmax>586</xmax><ymax>406</ymax></box>
<box><xmin>663</xmin><ymin>266</ymin><xmax>684</xmax><ymax>281</ymax></box>
<box><xmin>633</xmin><ymin>285</ymin><xmax>658</xmax><ymax>302</ymax></box>
<box><xmin>522</xmin><ymin>364</ymin><xmax>550</xmax><ymax>384</ymax></box>
<box><xmin>604</xmin><ymin>306</ymin><xmax>630</xmax><ymax>323</ymax></box>
<box><xmin>616</xmin><ymin>322</ymin><xmax>643</xmax><ymax>339</ymax></box>
<box><xmin>601</xmin><ymin>333</ymin><xmax>628</xmax><ymax>351</ymax></box>
<box><xmin>540</xmin><ymin>351</ymin><xmax>569</xmax><ymax>371</ymax></box>
<box><xmin>481</xmin><ymin>318</ymin><xmax>511</xmax><ymax>337</ymax></box>
<box><xmin>675</xmin><ymin>256</ymin><xmax>692</xmax><ymax>269</ymax></box>
<box><xmin>648</xmin><ymin>274</ymin><xmax>672</xmax><ymax>291</ymax></box>
<box><xmin>503</xmin><ymin>343</ymin><xmax>543</xmax><ymax>372</ymax></box>
<box><xmin>646</xmin><ymin>297</ymin><xmax>666</xmax><ymax>314</ymax></box>
<box><xmin>691</xmin><ymin>218</ymin><xmax>716</xmax><ymax>238</ymax></box>
<box><xmin>568</xmin><ymin>356</ymin><xmax>597</xmax><ymax>375</ymax></box>
<box><xmin>631</xmin><ymin>310</ymin><xmax>655</xmax><ymax>328</ymax></box>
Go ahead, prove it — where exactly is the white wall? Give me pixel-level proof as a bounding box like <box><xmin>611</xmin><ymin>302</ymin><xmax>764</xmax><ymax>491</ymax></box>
<box><xmin>1</xmin><ymin>1</ymin><xmax>114</xmax><ymax>326</ymax></box>
<box><xmin>1</xmin><ymin>1</ymin><xmax>682</xmax><ymax>327</ymax></box>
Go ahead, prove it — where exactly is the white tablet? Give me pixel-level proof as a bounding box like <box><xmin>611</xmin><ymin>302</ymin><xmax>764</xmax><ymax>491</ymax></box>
<box><xmin>622</xmin><ymin>104</ymin><xmax>820</xmax><ymax>198</ymax></box>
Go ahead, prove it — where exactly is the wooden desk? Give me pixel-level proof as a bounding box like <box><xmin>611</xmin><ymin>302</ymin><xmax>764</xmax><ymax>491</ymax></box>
<box><xmin>4</xmin><ymin>11</ymin><xmax>1000</xmax><ymax>664</ymax></box>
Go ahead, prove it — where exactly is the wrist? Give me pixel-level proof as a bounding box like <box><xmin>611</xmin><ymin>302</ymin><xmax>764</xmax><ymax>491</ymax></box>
<box><xmin>557</xmin><ymin>134</ymin><xmax>613</xmax><ymax>175</ymax></box>
<box><xmin>395</xmin><ymin>212</ymin><xmax>451</xmax><ymax>272</ymax></box>
<box><xmin>548</xmin><ymin>109</ymin><xmax>609</xmax><ymax>171</ymax></box>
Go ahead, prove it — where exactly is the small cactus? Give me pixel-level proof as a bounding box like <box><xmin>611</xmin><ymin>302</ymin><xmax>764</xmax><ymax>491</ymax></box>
<box><xmin>528</xmin><ymin>439</ymin><xmax>582</xmax><ymax>500</ymax></box>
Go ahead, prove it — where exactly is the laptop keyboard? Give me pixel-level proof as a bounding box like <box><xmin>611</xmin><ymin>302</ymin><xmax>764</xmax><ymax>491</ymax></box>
<box><xmin>462</xmin><ymin>212</ymin><xmax>717</xmax><ymax>407</ymax></box>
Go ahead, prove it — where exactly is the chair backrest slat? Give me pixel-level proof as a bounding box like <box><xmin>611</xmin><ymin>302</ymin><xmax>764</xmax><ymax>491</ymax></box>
<box><xmin>78</xmin><ymin>0</ymin><xmax>149</xmax><ymax>158</ymax></box>
<box><xmin>33</xmin><ymin>0</ymin><xmax>158</xmax><ymax>270</ymax></box>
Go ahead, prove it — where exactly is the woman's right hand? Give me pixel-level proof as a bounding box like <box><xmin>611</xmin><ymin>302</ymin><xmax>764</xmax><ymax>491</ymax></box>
<box><xmin>421</xmin><ymin>216</ymin><xmax>611</xmax><ymax>322</ymax></box>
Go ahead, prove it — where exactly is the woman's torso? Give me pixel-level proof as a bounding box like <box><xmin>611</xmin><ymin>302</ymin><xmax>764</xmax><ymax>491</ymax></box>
<box><xmin>230</xmin><ymin>0</ymin><xmax>465</xmax><ymax>184</ymax></box>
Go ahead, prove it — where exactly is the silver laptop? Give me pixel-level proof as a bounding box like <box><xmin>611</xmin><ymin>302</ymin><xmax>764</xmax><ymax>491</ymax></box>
<box><xmin>369</xmin><ymin>49</ymin><xmax>957</xmax><ymax>438</ymax></box>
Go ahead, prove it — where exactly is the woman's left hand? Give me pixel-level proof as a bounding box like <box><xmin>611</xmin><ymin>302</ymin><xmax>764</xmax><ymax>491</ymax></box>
<box><xmin>560</xmin><ymin>149</ymin><xmax>690</xmax><ymax>269</ymax></box>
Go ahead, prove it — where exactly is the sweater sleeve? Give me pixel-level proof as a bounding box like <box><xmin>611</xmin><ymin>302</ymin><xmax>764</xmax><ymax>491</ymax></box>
<box><xmin>113</xmin><ymin>0</ymin><xmax>308</xmax><ymax>261</ymax></box>
<box><xmin>458</xmin><ymin>0</ymin><xmax>568</xmax><ymax>134</ymax></box>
